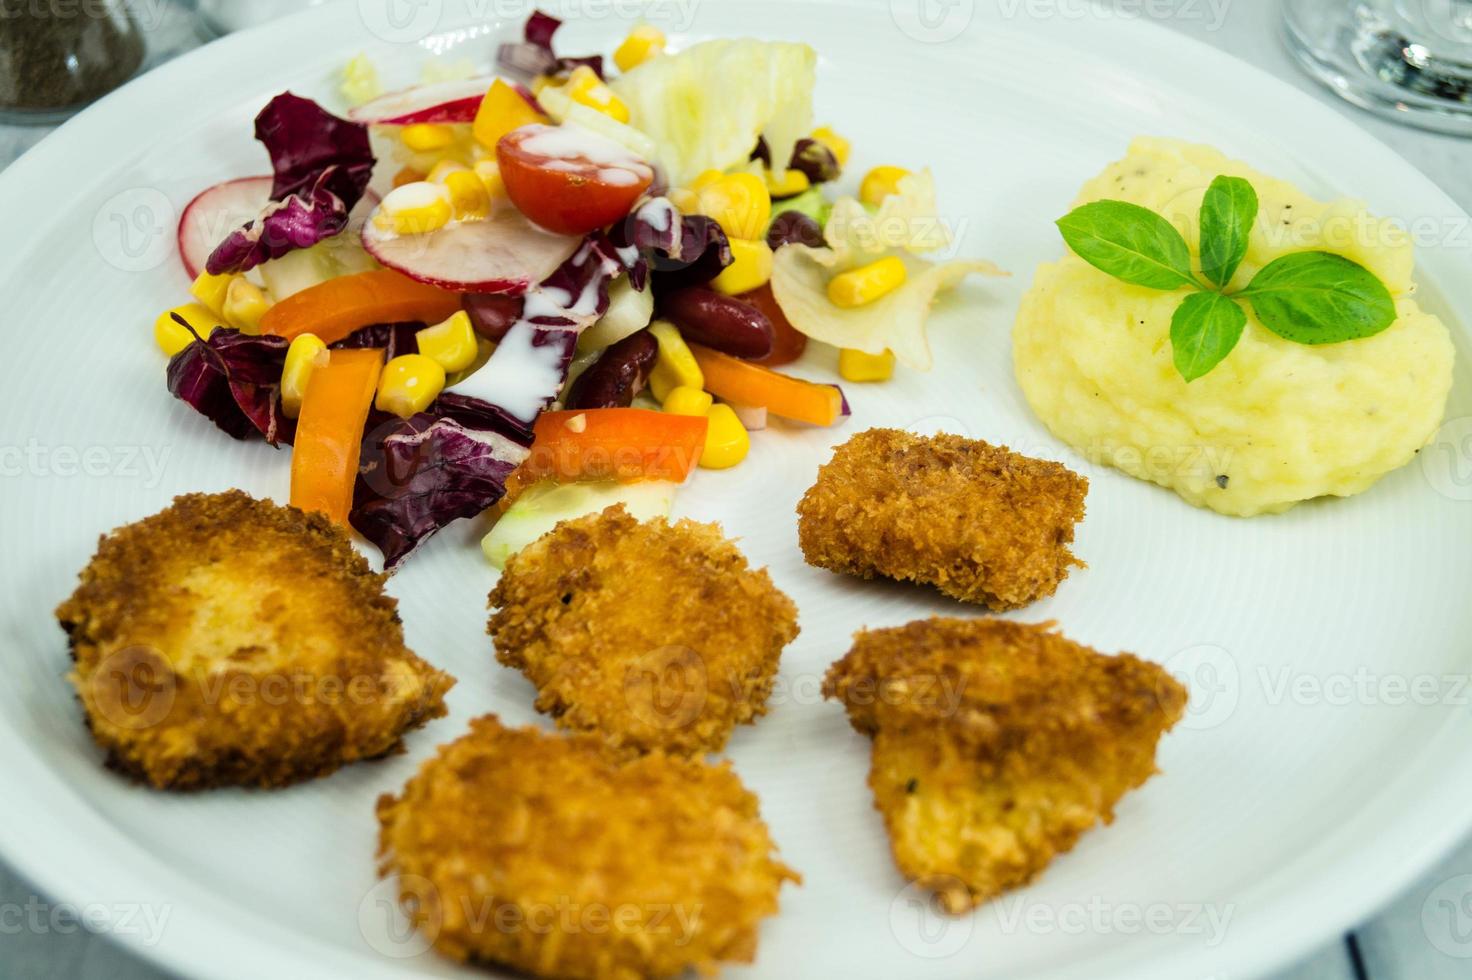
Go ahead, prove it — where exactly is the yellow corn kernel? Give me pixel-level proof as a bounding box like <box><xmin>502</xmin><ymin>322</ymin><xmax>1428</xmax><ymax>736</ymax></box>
<box><xmin>375</xmin><ymin>353</ymin><xmax>447</xmax><ymax>418</ymax></box>
<box><xmin>828</xmin><ymin>256</ymin><xmax>908</xmax><ymax>308</ymax></box>
<box><xmin>474</xmin><ymin>78</ymin><xmax>546</xmax><ymax>149</ymax></box>
<box><xmin>374</xmin><ymin>181</ymin><xmax>452</xmax><ymax>236</ymax></box>
<box><xmin>647</xmin><ymin>320</ymin><xmax>703</xmax><ymax>402</ymax></box>
<box><xmin>710</xmin><ymin>238</ymin><xmax>774</xmax><ymax>296</ymax></box>
<box><xmin>444</xmin><ymin>170</ymin><xmax>491</xmax><ymax>221</ymax></box>
<box><xmin>190</xmin><ymin>271</ymin><xmax>234</xmax><ymax>316</ymax></box>
<box><xmin>699</xmin><ymin>403</ymin><xmax>749</xmax><ymax>469</ymax></box>
<box><xmin>427</xmin><ymin>159</ymin><xmax>469</xmax><ymax>183</ymax></box>
<box><xmin>838</xmin><ymin>347</ymin><xmax>896</xmax><ymax>382</ymax></box>
<box><xmin>766</xmin><ymin>167</ymin><xmax>810</xmax><ymax>199</ymax></box>
<box><xmin>473</xmin><ymin>160</ymin><xmax>506</xmax><ymax>201</ymax></box>
<box><xmin>859</xmin><ymin>165</ymin><xmax>911</xmax><ymax>207</ymax></box>
<box><xmin>810</xmin><ymin>126</ymin><xmax>850</xmax><ymax>168</ymax></box>
<box><xmin>400</xmin><ymin>123</ymin><xmax>456</xmax><ymax>152</ymax></box>
<box><xmin>662</xmin><ymin>385</ymin><xmax>713</xmax><ymax>417</ymax></box>
<box><xmin>223</xmin><ymin>277</ymin><xmax>271</xmax><ymax>334</ymax></box>
<box><xmin>696</xmin><ymin>172</ymin><xmax>771</xmax><ymax>241</ymax></box>
<box><xmin>416</xmin><ymin>311</ymin><xmax>478</xmax><ymax>373</ymax></box>
<box><xmin>563</xmin><ymin>65</ymin><xmax>630</xmax><ymax>123</ymax></box>
<box><xmin>280</xmin><ymin>333</ymin><xmax>329</xmax><ymax>418</ymax></box>
<box><xmin>666</xmin><ymin>187</ymin><xmax>699</xmax><ymax>214</ymax></box>
<box><xmin>154</xmin><ymin>303</ymin><xmax>216</xmax><ymax>356</ymax></box>
<box><xmin>690</xmin><ymin>169</ymin><xmax>724</xmax><ymax>191</ymax></box>
<box><xmin>613</xmin><ymin>24</ymin><xmax>666</xmax><ymax>72</ymax></box>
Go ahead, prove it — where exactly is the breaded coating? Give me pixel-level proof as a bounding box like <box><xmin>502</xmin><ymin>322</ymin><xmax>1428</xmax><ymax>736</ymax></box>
<box><xmin>824</xmin><ymin>618</ymin><xmax>1187</xmax><ymax>912</ymax></box>
<box><xmin>55</xmin><ymin>490</ymin><xmax>453</xmax><ymax>790</ymax></box>
<box><xmin>796</xmin><ymin>428</ymin><xmax>1088</xmax><ymax>609</ymax></box>
<box><xmin>488</xmin><ymin>505</ymin><xmax>799</xmax><ymax>756</ymax></box>
<box><xmin>376</xmin><ymin>716</ymin><xmax>799</xmax><ymax>979</ymax></box>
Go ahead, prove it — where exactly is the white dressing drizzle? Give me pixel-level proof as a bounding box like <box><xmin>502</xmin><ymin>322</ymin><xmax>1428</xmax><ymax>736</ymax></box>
<box><xmin>451</xmin><ymin>319</ymin><xmax>570</xmax><ymax>424</ymax></box>
<box><xmin>518</xmin><ymin>123</ymin><xmax>653</xmax><ymax>185</ymax></box>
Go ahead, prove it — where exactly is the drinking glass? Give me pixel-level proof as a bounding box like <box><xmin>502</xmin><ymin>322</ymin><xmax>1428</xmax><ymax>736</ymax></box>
<box><xmin>1284</xmin><ymin>0</ymin><xmax>1472</xmax><ymax>135</ymax></box>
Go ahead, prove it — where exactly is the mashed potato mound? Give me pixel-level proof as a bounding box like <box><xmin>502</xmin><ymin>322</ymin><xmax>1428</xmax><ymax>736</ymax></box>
<box><xmin>1013</xmin><ymin>138</ymin><xmax>1454</xmax><ymax>516</ymax></box>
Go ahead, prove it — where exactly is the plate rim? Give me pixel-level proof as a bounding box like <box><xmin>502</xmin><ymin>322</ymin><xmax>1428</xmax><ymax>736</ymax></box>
<box><xmin>3</xmin><ymin>2</ymin><xmax>1471</xmax><ymax>979</ymax></box>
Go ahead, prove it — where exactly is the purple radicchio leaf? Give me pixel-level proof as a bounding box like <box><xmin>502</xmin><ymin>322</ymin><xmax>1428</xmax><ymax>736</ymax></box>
<box><xmin>497</xmin><ymin>10</ymin><xmax>604</xmax><ymax>84</ymax></box>
<box><xmin>351</xmin><ymin>402</ymin><xmax>532</xmax><ymax>570</ymax></box>
<box><xmin>330</xmin><ymin>321</ymin><xmax>423</xmax><ymax>360</ymax></box>
<box><xmin>206</xmin><ymin>168</ymin><xmax>358</xmax><ymax>275</ymax></box>
<box><xmin>205</xmin><ymin>93</ymin><xmax>375</xmax><ymax>275</ymax></box>
<box><xmin>611</xmin><ymin>197</ymin><xmax>732</xmax><ymax>292</ymax></box>
<box><xmin>348</xmin><ymin>234</ymin><xmax>632</xmax><ymax>568</ymax></box>
<box><xmin>165</xmin><ymin>325</ymin><xmax>294</xmax><ymax>445</ymax></box>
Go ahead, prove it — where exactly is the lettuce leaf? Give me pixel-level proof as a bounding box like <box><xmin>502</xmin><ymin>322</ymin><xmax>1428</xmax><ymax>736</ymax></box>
<box><xmin>610</xmin><ymin>39</ymin><xmax>816</xmax><ymax>188</ymax></box>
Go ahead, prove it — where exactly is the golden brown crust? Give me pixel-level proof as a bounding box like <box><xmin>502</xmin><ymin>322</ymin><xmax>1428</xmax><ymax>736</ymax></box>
<box><xmin>376</xmin><ymin>715</ymin><xmax>799</xmax><ymax>979</ymax></box>
<box><xmin>824</xmin><ymin>618</ymin><xmax>1186</xmax><ymax>912</ymax></box>
<box><xmin>487</xmin><ymin>506</ymin><xmax>799</xmax><ymax>756</ymax></box>
<box><xmin>55</xmin><ymin>490</ymin><xmax>454</xmax><ymax>790</ymax></box>
<box><xmin>796</xmin><ymin>428</ymin><xmax>1088</xmax><ymax>609</ymax></box>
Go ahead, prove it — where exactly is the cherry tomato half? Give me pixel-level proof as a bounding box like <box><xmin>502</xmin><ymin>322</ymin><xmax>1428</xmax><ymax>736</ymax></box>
<box><xmin>740</xmin><ymin>283</ymin><xmax>808</xmax><ymax>366</ymax></box>
<box><xmin>496</xmin><ymin>124</ymin><xmax>653</xmax><ymax>237</ymax></box>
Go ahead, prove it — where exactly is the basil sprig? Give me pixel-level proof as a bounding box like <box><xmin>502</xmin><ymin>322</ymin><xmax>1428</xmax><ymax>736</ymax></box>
<box><xmin>1056</xmin><ymin>175</ymin><xmax>1397</xmax><ymax>381</ymax></box>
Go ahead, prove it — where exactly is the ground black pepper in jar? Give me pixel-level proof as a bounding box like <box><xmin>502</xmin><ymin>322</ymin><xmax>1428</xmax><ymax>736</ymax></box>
<box><xmin>0</xmin><ymin>0</ymin><xmax>146</xmax><ymax>122</ymax></box>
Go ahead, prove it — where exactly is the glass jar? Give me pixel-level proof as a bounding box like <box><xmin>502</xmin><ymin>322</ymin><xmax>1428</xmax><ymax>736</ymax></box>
<box><xmin>0</xmin><ymin>0</ymin><xmax>146</xmax><ymax>124</ymax></box>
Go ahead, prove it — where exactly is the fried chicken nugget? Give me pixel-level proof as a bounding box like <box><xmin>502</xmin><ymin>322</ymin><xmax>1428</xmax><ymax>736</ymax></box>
<box><xmin>55</xmin><ymin>490</ymin><xmax>453</xmax><ymax>789</ymax></box>
<box><xmin>488</xmin><ymin>505</ymin><xmax>799</xmax><ymax>756</ymax></box>
<box><xmin>375</xmin><ymin>716</ymin><xmax>799</xmax><ymax>978</ymax></box>
<box><xmin>824</xmin><ymin>618</ymin><xmax>1187</xmax><ymax>912</ymax></box>
<box><xmin>797</xmin><ymin>428</ymin><xmax>1088</xmax><ymax>609</ymax></box>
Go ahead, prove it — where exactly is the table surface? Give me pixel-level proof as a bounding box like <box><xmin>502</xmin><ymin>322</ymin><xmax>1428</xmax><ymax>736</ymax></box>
<box><xmin>3</xmin><ymin>2</ymin><xmax>1471</xmax><ymax>978</ymax></box>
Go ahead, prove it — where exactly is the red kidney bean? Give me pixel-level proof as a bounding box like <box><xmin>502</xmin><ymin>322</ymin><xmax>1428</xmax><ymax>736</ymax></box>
<box><xmin>766</xmin><ymin>210</ymin><xmax>824</xmax><ymax>251</ymax></box>
<box><xmin>565</xmin><ymin>329</ymin><xmax>659</xmax><ymax>409</ymax></box>
<box><xmin>462</xmin><ymin>293</ymin><xmax>523</xmax><ymax>342</ymax></box>
<box><xmin>658</xmin><ymin>286</ymin><xmax>773</xmax><ymax>360</ymax></box>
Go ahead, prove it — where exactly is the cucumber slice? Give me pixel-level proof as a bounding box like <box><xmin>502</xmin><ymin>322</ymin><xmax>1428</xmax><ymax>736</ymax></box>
<box><xmin>481</xmin><ymin>480</ymin><xmax>677</xmax><ymax>569</ymax></box>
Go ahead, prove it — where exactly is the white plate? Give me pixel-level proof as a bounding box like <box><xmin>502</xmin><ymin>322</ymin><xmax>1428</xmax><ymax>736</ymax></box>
<box><xmin>3</xmin><ymin>2</ymin><xmax>1471</xmax><ymax>979</ymax></box>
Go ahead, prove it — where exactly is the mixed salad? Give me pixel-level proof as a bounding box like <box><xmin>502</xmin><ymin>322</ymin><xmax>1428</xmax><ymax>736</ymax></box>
<box><xmin>157</xmin><ymin>12</ymin><xmax>998</xmax><ymax>569</ymax></box>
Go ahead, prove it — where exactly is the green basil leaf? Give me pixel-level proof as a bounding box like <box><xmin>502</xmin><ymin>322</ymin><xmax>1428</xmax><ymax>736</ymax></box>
<box><xmin>1170</xmin><ymin>292</ymin><xmax>1247</xmax><ymax>381</ymax></box>
<box><xmin>1056</xmin><ymin>200</ymin><xmax>1197</xmax><ymax>291</ymax></box>
<box><xmin>1199</xmin><ymin>175</ymin><xmax>1257</xmax><ymax>288</ymax></box>
<box><xmin>1240</xmin><ymin>251</ymin><xmax>1396</xmax><ymax>344</ymax></box>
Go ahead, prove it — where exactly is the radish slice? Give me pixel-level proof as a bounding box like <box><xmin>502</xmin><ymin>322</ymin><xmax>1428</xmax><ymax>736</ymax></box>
<box><xmin>361</xmin><ymin>204</ymin><xmax>582</xmax><ymax>294</ymax></box>
<box><xmin>177</xmin><ymin>176</ymin><xmax>271</xmax><ymax>279</ymax></box>
<box><xmin>348</xmin><ymin>77</ymin><xmax>494</xmax><ymax>125</ymax></box>
<box><xmin>178</xmin><ymin>178</ymin><xmax>381</xmax><ymax>280</ymax></box>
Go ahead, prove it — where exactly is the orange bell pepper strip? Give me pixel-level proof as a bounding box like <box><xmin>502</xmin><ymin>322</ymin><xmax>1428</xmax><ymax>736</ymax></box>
<box><xmin>503</xmin><ymin>408</ymin><xmax>709</xmax><ymax>502</ymax></box>
<box><xmin>260</xmin><ymin>269</ymin><xmax>462</xmax><ymax>345</ymax></box>
<box><xmin>688</xmin><ymin>343</ymin><xmax>846</xmax><ymax>426</ymax></box>
<box><xmin>290</xmin><ymin>348</ymin><xmax>384</xmax><ymax>525</ymax></box>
